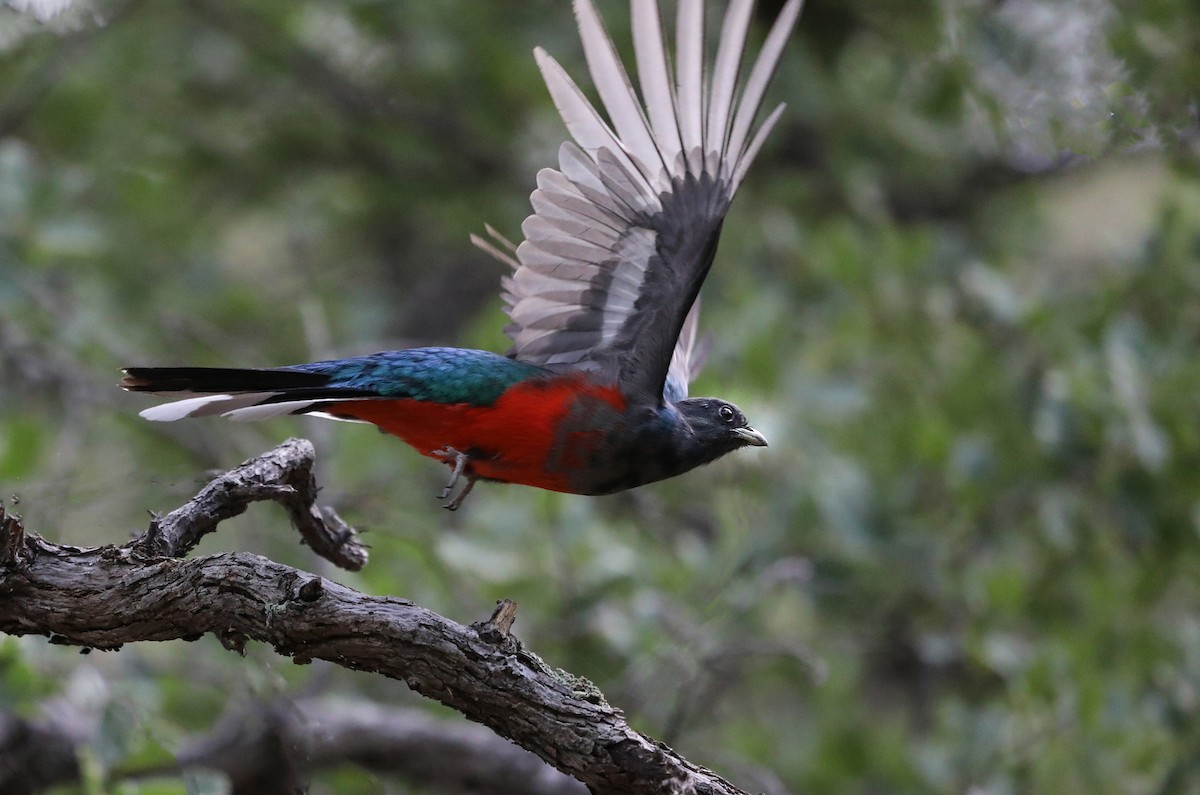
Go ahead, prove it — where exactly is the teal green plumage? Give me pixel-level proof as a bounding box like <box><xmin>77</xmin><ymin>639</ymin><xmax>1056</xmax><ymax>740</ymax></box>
<box><xmin>294</xmin><ymin>349</ymin><xmax>545</xmax><ymax>406</ymax></box>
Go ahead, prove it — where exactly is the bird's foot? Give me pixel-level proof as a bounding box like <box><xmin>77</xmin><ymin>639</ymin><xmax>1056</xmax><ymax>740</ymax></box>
<box><xmin>442</xmin><ymin>477</ymin><xmax>475</xmax><ymax>511</ymax></box>
<box><xmin>431</xmin><ymin>446</ymin><xmax>475</xmax><ymax>510</ymax></box>
<box><xmin>432</xmin><ymin>446</ymin><xmax>468</xmax><ymax>498</ymax></box>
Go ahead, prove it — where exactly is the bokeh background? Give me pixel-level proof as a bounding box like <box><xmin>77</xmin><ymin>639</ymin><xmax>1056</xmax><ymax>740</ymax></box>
<box><xmin>2</xmin><ymin>0</ymin><xmax>1199</xmax><ymax>792</ymax></box>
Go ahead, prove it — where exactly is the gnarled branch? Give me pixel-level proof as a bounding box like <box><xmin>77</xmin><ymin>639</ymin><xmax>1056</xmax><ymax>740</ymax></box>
<box><xmin>0</xmin><ymin>439</ymin><xmax>758</xmax><ymax>795</ymax></box>
<box><xmin>1</xmin><ymin>696</ymin><xmax>586</xmax><ymax>795</ymax></box>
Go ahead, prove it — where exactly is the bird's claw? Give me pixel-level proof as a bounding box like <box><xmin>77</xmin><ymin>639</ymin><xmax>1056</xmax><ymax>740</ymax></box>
<box><xmin>432</xmin><ymin>446</ymin><xmax>475</xmax><ymax>510</ymax></box>
<box><xmin>434</xmin><ymin>446</ymin><xmax>468</xmax><ymax>498</ymax></box>
<box><xmin>442</xmin><ymin>477</ymin><xmax>475</xmax><ymax>511</ymax></box>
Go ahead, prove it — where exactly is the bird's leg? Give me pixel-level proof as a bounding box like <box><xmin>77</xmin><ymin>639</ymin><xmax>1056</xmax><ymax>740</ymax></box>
<box><xmin>443</xmin><ymin>476</ymin><xmax>476</xmax><ymax>511</ymax></box>
<box><xmin>432</xmin><ymin>446</ymin><xmax>469</xmax><ymax>499</ymax></box>
<box><xmin>431</xmin><ymin>446</ymin><xmax>478</xmax><ymax>509</ymax></box>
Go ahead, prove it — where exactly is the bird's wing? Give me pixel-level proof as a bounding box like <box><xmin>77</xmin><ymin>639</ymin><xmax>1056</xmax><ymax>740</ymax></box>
<box><xmin>477</xmin><ymin>0</ymin><xmax>801</xmax><ymax>403</ymax></box>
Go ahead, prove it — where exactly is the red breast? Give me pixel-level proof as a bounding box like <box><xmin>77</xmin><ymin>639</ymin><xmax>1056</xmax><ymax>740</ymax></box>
<box><xmin>323</xmin><ymin>374</ymin><xmax>626</xmax><ymax>492</ymax></box>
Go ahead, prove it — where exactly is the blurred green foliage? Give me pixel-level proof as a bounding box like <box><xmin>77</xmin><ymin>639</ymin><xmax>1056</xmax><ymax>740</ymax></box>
<box><xmin>2</xmin><ymin>0</ymin><xmax>1199</xmax><ymax>793</ymax></box>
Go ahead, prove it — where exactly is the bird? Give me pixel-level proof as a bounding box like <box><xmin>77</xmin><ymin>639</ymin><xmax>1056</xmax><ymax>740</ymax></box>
<box><xmin>122</xmin><ymin>0</ymin><xmax>801</xmax><ymax>510</ymax></box>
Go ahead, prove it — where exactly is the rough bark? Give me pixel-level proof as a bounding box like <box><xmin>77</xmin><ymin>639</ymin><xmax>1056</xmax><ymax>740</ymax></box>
<box><xmin>0</xmin><ymin>439</ymin><xmax>757</xmax><ymax>795</ymax></box>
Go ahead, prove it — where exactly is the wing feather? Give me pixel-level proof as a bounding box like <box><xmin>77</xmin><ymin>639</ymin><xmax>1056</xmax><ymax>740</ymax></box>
<box><xmin>676</xmin><ymin>0</ymin><xmax>706</xmax><ymax>157</ymax></box>
<box><xmin>731</xmin><ymin>101</ymin><xmax>786</xmax><ymax>189</ymax></box>
<box><xmin>573</xmin><ymin>0</ymin><xmax>667</xmax><ymax>186</ymax></box>
<box><xmin>664</xmin><ymin>296</ymin><xmax>701</xmax><ymax>402</ymax></box>
<box><xmin>706</xmin><ymin>0</ymin><xmax>754</xmax><ymax>157</ymax></box>
<box><xmin>535</xmin><ymin>50</ymin><xmax>656</xmax><ymax>199</ymax></box>
<box><xmin>531</xmin><ymin>188</ymin><xmax>624</xmax><ymax>233</ymax></box>
<box><xmin>478</xmin><ymin>0</ymin><xmax>801</xmax><ymax>402</ymax></box>
<box><xmin>469</xmin><ymin>233</ymin><xmax>520</xmax><ymax>270</ymax></box>
<box><xmin>725</xmin><ymin>0</ymin><xmax>803</xmax><ymax>169</ymax></box>
<box><xmin>631</xmin><ymin>0</ymin><xmax>683</xmax><ymax>159</ymax></box>
<box><xmin>523</xmin><ymin>214</ymin><xmax>618</xmax><ymax>248</ymax></box>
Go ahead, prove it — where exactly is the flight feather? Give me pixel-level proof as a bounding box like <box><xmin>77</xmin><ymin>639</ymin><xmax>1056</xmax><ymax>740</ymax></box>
<box><xmin>478</xmin><ymin>0</ymin><xmax>802</xmax><ymax>402</ymax></box>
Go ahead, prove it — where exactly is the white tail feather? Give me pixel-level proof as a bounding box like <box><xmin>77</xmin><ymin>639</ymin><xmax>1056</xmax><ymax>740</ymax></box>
<box><xmin>138</xmin><ymin>393</ymin><xmax>277</xmax><ymax>422</ymax></box>
<box><xmin>306</xmin><ymin>411</ymin><xmax>372</xmax><ymax>425</ymax></box>
<box><xmin>223</xmin><ymin>398</ymin><xmax>366</xmax><ymax>422</ymax></box>
<box><xmin>138</xmin><ymin>394</ymin><xmax>380</xmax><ymax>423</ymax></box>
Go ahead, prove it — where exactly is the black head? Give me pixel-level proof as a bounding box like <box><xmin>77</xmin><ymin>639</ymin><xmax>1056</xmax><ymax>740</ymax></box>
<box><xmin>675</xmin><ymin>397</ymin><xmax>768</xmax><ymax>458</ymax></box>
<box><xmin>581</xmin><ymin>396</ymin><xmax>767</xmax><ymax>494</ymax></box>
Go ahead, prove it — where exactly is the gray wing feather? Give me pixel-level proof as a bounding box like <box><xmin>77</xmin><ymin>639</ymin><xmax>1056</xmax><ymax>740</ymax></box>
<box><xmin>533</xmin><ymin>168</ymin><xmax>627</xmax><ymax>229</ymax></box>
<box><xmin>725</xmin><ymin>0</ymin><xmax>803</xmax><ymax>181</ymax></box>
<box><xmin>632</xmin><ymin>0</ymin><xmax>683</xmax><ymax>157</ymax></box>
<box><xmin>574</xmin><ymin>0</ymin><xmax>668</xmax><ymax>183</ymax></box>
<box><xmin>706</xmin><ymin>0</ymin><xmax>754</xmax><ymax>152</ymax></box>
<box><xmin>533</xmin><ymin>49</ymin><xmax>655</xmax><ymax>199</ymax></box>
<box><xmin>675</xmin><ymin>0</ymin><xmax>706</xmax><ymax>158</ymax></box>
<box><xmin>664</xmin><ymin>296</ymin><xmax>701</xmax><ymax>402</ymax></box>
<box><xmin>732</xmin><ymin>102</ymin><xmax>786</xmax><ymax>189</ymax></box>
<box><xmin>475</xmin><ymin>0</ymin><xmax>802</xmax><ymax>401</ymax></box>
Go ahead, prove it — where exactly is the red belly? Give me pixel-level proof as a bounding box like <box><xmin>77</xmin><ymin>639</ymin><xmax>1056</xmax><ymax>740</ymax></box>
<box><xmin>323</xmin><ymin>375</ymin><xmax>626</xmax><ymax>493</ymax></box>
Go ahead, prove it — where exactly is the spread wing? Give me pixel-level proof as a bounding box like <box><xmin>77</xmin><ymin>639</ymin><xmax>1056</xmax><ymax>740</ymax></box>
<box><xmin>475</xmin><ymin>0</ymin><xmax>801</xmax><ymax>404</ymax></box>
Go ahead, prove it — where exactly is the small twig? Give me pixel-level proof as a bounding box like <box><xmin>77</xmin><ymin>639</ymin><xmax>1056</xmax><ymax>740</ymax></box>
<box><xmin>481</xmin><ymin>598</ymin><xmax>520</xmax><ymax>636</ymax></box>
<box><xmin>0</xmin><ymin>501</ymin><xmax>26</xmax><ymax>569</ymax></box>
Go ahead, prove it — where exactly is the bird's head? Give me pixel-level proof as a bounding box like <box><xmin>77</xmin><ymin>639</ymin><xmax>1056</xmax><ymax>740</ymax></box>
<box><xmin>674</xmin><ymin>397</ymin><xmax>768</xmax><ymax>458</ymax></box>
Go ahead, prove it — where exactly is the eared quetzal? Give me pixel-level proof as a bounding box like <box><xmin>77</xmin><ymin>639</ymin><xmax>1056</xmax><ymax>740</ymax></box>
<box><xmin>123</xmin><ymin>0</ymin><xmax>801</xmax><ymax>509</ymax></box>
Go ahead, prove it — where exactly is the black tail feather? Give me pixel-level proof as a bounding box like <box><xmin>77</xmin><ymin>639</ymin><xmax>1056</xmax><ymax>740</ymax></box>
<box><xmin>120</xmin><ymin>366</ymin><xmax>331</xmax><ymax>394</ymax></box>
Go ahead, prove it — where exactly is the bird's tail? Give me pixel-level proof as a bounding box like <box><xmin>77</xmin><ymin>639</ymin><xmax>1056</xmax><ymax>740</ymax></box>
<box><xmin>121</xmin><ymin>366</ymin><xmax>371</xmax><ymax>422</ymax></box>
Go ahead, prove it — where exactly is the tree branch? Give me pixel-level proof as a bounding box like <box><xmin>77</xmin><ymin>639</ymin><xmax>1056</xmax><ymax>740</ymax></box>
<box><xmin>137</xmin><ymin>436</ymin><xmax>366</xmax><ymax>569</ymax></box>
<box><xmin>174</xmin><ymin>696</ymin><xmax>589</xmax><ymax>795</ymax></box>
<box><xmin>0</xmin><ymin>440</ymin><xmax>761</xmax><ymax>795</ymax></box>
<box><xmin>2</xmin><ymin>696</ymin><xmax>586</xmax><ymax>795</ymax></box>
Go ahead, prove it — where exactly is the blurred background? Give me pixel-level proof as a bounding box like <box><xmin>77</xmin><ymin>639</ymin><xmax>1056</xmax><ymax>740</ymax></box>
<box><xmin>2</xmin><ymin>0</ymin><xmax>1199</xmax><ymax>792</ymax></box>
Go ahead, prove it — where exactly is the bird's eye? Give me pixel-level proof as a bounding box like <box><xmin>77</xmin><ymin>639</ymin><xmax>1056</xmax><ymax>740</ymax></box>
<box><xmin>718</xmin><ymin>405</ymin><xmax>736</xmax><ymax>423</ymax></box>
